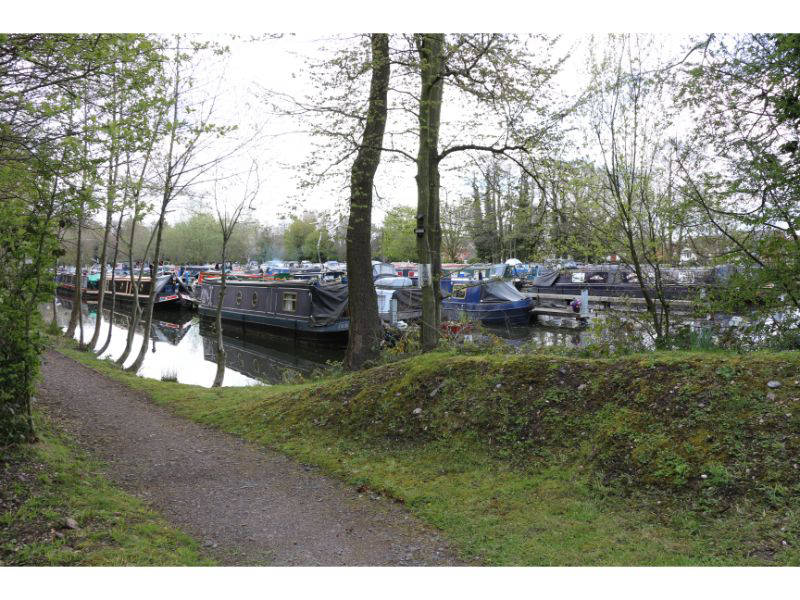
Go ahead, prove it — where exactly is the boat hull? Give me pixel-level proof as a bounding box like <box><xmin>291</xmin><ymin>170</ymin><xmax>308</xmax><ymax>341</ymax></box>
<box><xmin>197</xmin><ymin>305</ymin><xmax>349</xmax><ymax>344</ymax></box>
<box><xmin>197</xmin><ymin>280</ymin><xmax>351</xmax><ymax>345</ymax></box>
<box><xmin>441</xmin><ymin>298</ymin><xmax>532</xmax><ymax>325</ymax></box>
<box><xmin>55</xmin><ymin>284</ymin><xmax>99</xmax><ymax>302</ymax></box>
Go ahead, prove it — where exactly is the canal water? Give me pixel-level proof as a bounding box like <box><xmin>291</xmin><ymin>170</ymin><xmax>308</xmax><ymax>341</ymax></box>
<box><xmin>47</xmin><ymin>297</ymin><xmax>599</xmax><ymax>388</ymax></box>
<box><xmin>52</xmin><ymin>296</ymin><xmax>748</xmax><ymax>388</ymax></box>
<box><xmin>46</xmin><ymin>297</ymin><xmax>345</xmax><ymax>387</ymax></box>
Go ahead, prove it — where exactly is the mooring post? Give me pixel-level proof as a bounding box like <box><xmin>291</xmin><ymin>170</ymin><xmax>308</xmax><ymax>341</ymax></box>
<box><xmin>580</xmin><ymin>288</ymin><xmax>589</xmax><ymax>319</ymax></box>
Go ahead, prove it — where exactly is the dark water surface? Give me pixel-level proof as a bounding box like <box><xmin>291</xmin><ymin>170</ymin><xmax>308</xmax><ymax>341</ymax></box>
<box><xmin>51</xmin><ymin>296</ymin><xmax>706</xmax><ymax>388</ymax></box>
<box><xmin>46</xmin><ymin>297</ymin><xmax>344</xmax><ymax>387</ymax></box>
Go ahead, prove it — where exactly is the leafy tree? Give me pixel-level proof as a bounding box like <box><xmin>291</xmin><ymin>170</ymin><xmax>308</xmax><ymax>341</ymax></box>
<box><xmin>678</xmin><ymin>34</ymin><xmax>800</xmax><ymax>317</ymax></box>
<box><xmin>271</xmin><ymin>34</ymin><xmax>565</xmax><ymax>350</ymax></box>
<box><xmin>283</xmin><ymin>214</ymin><xmax>336</xmax><ymax>262</ymax></box>
<box><xmin>88</xmin><ymin>35</ymin><xmax>164</xmax><ymax>351</ymax></box>
<box><xmin>283</xmin><ymin>217</ymin><xmax>316</xmax><ymax>261</ymax></box>
<box><xmin>580</xmin><ymin>34</ymin><xmax>692</xmax><ymax>347</ymax></box>
<box><xmin>127</xmin><ymin>35</ymin><xmax>235</xmax><ymax>375</ymax></box>
<box><xmin>440</xmin><ymin>195</ymin><xmax>471</xmax><ymax>262</ymax></box>
<box><xmin>379</xmin><ymin>206</ymin><xmax>416</xmax><ymax>261</ymax></box>
<box><xmin>0</xmin><ymin>34</ymin><xmax>130</xmax><ymax>443</ymax></box>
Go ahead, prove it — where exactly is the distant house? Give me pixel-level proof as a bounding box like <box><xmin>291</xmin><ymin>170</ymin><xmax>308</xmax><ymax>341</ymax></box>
<box><xmin>679</xmin><ymin>246</ymin><xmax>697</xmax><ymax>264</ymax></box>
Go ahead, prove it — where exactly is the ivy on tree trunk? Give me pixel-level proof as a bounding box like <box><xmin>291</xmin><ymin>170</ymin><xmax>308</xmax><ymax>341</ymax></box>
<box><xmin>344</xmin><ymin>33</ymin><xmax>391</xmax><ymax>371</ymax></box>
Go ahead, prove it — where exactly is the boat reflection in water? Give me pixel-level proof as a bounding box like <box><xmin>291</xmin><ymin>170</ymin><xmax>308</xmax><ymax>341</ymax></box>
<box><xmin>48</xmin><ymin>295</ymin><xmax>341</xmax><ymax>387</ymax></box>
<box><xmin>198</xmin><ymin>318</ymin><xmax>344</xmax><ymax>384</ymax></box>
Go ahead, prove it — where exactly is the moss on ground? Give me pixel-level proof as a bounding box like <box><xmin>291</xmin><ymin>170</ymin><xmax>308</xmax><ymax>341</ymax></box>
<box><xmin>56</xmin><ymin>338</ymin><xmax>800</xmax><ymax>565</ymax></box>
<box><xmin>0</xmin><ymin>409</ymin><xmax>214</xmax><ymax>566</ymax></box>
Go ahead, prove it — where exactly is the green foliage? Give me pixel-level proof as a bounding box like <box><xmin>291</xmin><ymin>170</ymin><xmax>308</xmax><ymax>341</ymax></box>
<box><xmin>379</xmin><ymin>206</ymin><xmax>417</xmax><ymax>262</ymax></box>
<box><xmin>680</xmin><ymin>34</ymin><xmax>800</xmax><ymax>316</ymax></box>
<box><xmin>283</xmin><ymin>215</ymin><xmax>337</xmax><ymax>262</ymax></box>
<box><xmin>156</xmin><ymin>212</ymin><xmax>262</xmax><ymax>264</ymax></box>
<box><xmin>0</xmin><ymin>34</ymin><xmax>169</xmax><ymax>444</ymax></box>
<box><xmin>160</xmin><ymin>213</ymin><xmax>222</xmax><ymax>263</ymax></box>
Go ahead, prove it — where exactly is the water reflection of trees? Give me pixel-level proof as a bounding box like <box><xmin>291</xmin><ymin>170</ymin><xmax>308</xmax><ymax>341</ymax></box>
<box><xmin>52</xmin><ymin>296</ymin><xmax>195</xmax><ymax>346</ymax></box>
<box><xmin>198</xmin><ymin>318</ymin><xmax>344</xmax><ymax>385</ymax></box>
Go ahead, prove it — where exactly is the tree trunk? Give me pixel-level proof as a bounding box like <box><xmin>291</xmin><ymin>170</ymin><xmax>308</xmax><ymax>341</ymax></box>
<box><xmin>51</xmin><ymin>258</ymin><xmax>59</xmax><ymax>329</ymax></box>
<box><xmin>128</xmin><ymin>39</ymin><xmax>180</xmax><ymax>373</ymax></box>
<box><xmin>89</xmin><ymin>196</ymin><xmax>114</xmax><ymax>349</ymax></box>
<box><xmin>344</xmin><ymin>33</ymin><xmax>390</xmax><ymax>371</ymax></box>
<box><xmin>97</xmin><ymin>211</ymin><xmax>124</xmax><ymax>356</ymax></box>
<box><xmin>65</xmin><ymin>200</ymin><xmax>83</xmax><ymax>339</ymax></box>
<box><xmin>126</xmin><ymin>211</ymin><xmax>165</xmax><ymax>373</ymax></box>
<box><xmin>90</xmin><ymin>73</ymin><xmax>119</xmax><ymax>351</ymax></box>
<box><xmin>115</xmin><ymin>217</ymin><xmax>142</xmax><ymax>365</ymax></box>
<box><xmin>212</xmin><ymin>246</ymin><xmax>228</xmax><ymax>387</ymax></box>
<box><xmin>415</xmin><ymin>33</ymin><xmax>445</xmax><ymax>351</ymax></box>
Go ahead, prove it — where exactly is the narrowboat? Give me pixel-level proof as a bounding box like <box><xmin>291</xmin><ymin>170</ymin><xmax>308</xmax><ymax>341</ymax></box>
<box><xmin>445</xmin><ymin>264</ymin><xmax>492</xmax><ymax>285</ymax></box>
<box><xmin>376</xmin><ymin>286</ymin><xmax>422</xmax><ymax>322</ymax></box>
<box><xmin>439</xmin><ymin>279</ymin><xmax>533</xmax><ymax>325</ymax></box>
<box><xmin>55</xmin><ymin>272</ymin><xmax>99</xmax><ymax>302</ymax></box>
<box><xmin>392</xmin><ymin>262</ymin><xmax>419</xmax><ymax>285</ymax></box>
<box><xmin>197</xmin><ymin>279</ymin><xmax>350</xmax><ymax>344</ymax></box>
<box><xmin>103</xmin><ymin>272</ymin><xmax>193</xmax><ymax>308</ymax></box>
<box><xmin>521</xmin><ymin>264</ymin><xmax>730</xmax><ymax>301</ymax></box>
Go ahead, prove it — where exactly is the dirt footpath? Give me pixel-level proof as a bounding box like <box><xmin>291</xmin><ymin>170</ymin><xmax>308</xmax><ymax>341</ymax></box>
<box><xmin>36</xmin><ymin>351</ymin><xmax>461</xmax><ymax>566</ymax></box>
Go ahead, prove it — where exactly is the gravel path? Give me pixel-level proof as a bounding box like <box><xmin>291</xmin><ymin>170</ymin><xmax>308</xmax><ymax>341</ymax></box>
<box><xmin>36</xmin><ymin>351</ymin><xmax>461</xmax><ymax>566</ymax></box>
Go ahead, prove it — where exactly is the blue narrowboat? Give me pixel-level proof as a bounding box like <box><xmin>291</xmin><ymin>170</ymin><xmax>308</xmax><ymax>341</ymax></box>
<box><xmin>440</xmin><ymin>279</ymin><xmax>533</xmax><ymax>325</ymax></box>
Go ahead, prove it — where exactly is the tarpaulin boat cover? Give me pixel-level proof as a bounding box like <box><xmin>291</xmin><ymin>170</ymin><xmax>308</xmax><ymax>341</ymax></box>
<box><xmin>151</xmin><ymin>274</ymin><xmax>193</xmax><ymax>296</ymax></box>
<box><xmin>394</xmin><ymin>288</ymin><xmax>422</xmax><ymax>312</ymax></box>
<box><xmin>530</xmin><ymin>268</ymin><xmax>560</xmax><ymax>287</ymax></box>
<box><xmin>375</xmin><ymin>276</ymin><xmax>414</xmax><ymax>288</ymax></box>
<box><xmin>152</xmin><ymin>275</ymin><xmax>172</xmax><ymax>294</ymax></box>
<box><xmin>480</xmin><ymin>280</ymin><xmax>527</xmax><ymax>302</ymax></box>
<box><xmin>310</xmin><ymin>283</ymin><xmax>349</xmax><ymax>326</ymax></box>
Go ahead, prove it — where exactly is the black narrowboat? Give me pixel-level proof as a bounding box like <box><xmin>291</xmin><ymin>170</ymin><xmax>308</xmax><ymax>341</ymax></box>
<box><xmin>198</xmin><ymin>279</ymin><xmax>350</xmax><ymax>344</ymax></box>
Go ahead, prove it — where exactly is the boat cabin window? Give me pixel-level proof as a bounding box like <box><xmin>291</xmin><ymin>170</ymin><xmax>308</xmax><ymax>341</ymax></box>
<box><xmin>283</xmin><ymin>291</ymin><xmax>297</xmax><ymax>312</ymax></box>
<box><xmin>571</xmin><ymin>272</ymin><xmax>586</xmax><ymax>283</ymax></box>
<box><xmin>235</xmin><ymin>290</ymin><xmax>243</xmax><ymax>306</ymax></box>
<box><xmin>453</xmin><ymin>284</ymin><xmax>467</xmax><ymax>299</ymax></box>
<box><xmin>252</xmin><ymin>291</ymin><xmax>259</xmax><ymax>307</ymax></box>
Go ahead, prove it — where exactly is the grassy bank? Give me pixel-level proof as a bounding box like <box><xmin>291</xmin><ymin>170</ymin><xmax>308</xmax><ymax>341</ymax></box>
<box><xmin>0</xmin><ymin>409</ymin><xmax>214</xmax><ymax>566</ymax></box>
<box><xmin>56</xmin><ymin>339</ymin><xmax>800</xmax><ymax>565</ymax></box>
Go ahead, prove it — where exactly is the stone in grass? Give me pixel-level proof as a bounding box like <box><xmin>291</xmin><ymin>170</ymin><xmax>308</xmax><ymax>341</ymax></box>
<box><xmin>767</xmin><ymin>380</ymin><xmax>782</xmax><ymax>389</ymax></box>
<box><xmin>412</xmin><ymin>407</ymin><xmax>422</xmax><ymax>415</ymax></box>
<box><xmin>64</xmin><ymin>517</ymin><xmax>79</xmax><ymax>530</ymax></box>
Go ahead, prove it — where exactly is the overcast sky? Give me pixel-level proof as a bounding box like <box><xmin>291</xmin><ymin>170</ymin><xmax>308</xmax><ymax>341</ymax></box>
<box><xmin>199</xmin><ymin>33</ymin><xmax>689</xmax><ymax>228</ymax></box>
<box><xmin>175</xmin><ymin>32</ymin><xmax>593</xmax><ymax>228</ymax></box>
<box><xmin>8</xmin><ymin>1</ymin><xmax>797</xmax><ymax>229</ymax></box>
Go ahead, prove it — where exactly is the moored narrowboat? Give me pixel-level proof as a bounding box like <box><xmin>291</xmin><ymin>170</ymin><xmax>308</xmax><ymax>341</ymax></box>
<box><xmin>440</xmin><ymin>279</ymin><xmax>533</xmax><ymax>325</ymax></box>
<box><xmin>103</xmin><ymin>272</ymin><xmax>192</xmax><ymax>308</ymax></box>
<box><xmin>55</xmin><ymin>272</ymin><xmax>99</xmax><ymax>302</ymax></box>
<box><xmin>521</xmin><ymin>264</ymin><xmax>729</xmax><ymax>301</ymax></box>
<box><xmin>198</xmin><ymin>279</ymin><xmax>350</xmax><ymax>344</ymax></box>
